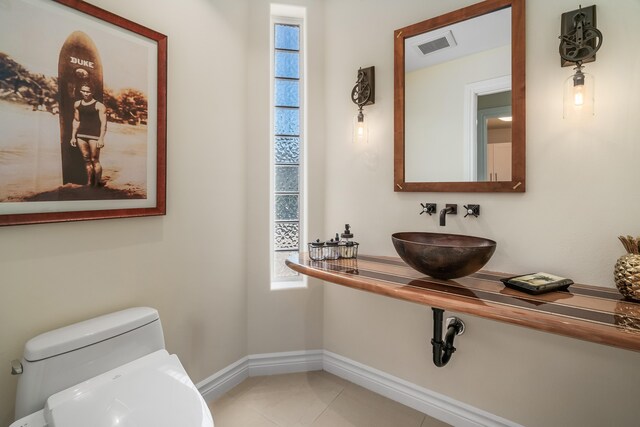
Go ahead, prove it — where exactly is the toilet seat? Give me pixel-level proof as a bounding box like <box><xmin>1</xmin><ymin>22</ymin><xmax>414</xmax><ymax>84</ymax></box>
<box><xmin>41</xmin><ymin>350</ymin><xmax>214</xmax><ymax>427</ymax></box>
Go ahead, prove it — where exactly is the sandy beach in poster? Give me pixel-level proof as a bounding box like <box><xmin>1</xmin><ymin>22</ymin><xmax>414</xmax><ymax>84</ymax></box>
<box><xmin>0</xmin><ymin>99</ymin><xmax>147</xmax><ymax>203</ymax></box>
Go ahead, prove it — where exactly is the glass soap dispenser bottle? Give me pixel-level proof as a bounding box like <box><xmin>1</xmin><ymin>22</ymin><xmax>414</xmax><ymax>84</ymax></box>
<box><xmin>339</xmin><ymin>224</ymin><xmax>358</xmax><ymax>259</ymax></box>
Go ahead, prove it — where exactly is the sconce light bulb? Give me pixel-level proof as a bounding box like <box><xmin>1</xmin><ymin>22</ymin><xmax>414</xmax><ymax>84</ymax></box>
<box><xmin>572</xmin><ymin>66</ymin><xmax>586</xmax><ymax>107</ymax></box>
<box><xmin>353</xmin><ymin>110</ymin><xmax>368</xmax><ymax>144</ymax></box>
<box><xmin>357</xmin><ymin>113</ymin><xmax>365</xmax><ymax>136</ymax></box>
<box><xmin>563</xmin><ymin>65</ymin><xmax>594</xmax><ymax>118</ymax></box>
<box><xmin>356</xmin><ymin>118</ymin><xmax>366</xmax><ymax>140</ymax></box>
<box><xmin>573</xmin><ymin>85</ymin><xmax>585</xmax><ymax>106</ymax></box>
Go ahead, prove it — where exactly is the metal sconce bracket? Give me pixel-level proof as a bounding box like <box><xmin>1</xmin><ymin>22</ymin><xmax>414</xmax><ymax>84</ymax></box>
<box><xmin>351</xmin><ymin>66</ymin><xmax>375</xmax><ymax>108</ymax></box>
<box><xmin>559</xmin><ymin>5</ymin><xmax>602</xmax><ymax>67</ymax></box>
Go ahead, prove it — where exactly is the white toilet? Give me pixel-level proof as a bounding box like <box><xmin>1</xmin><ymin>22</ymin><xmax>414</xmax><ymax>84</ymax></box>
<box><xmin>10</xmin><ymin>307</ymin><xmax>214</xmax><ymax>427</ymax></box>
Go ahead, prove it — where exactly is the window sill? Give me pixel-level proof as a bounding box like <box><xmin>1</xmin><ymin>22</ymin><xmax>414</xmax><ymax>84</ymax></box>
<box><xmin>271</xmin><ymin>278</ymin><xmax>307</xmax><ymax>291</ymax></box>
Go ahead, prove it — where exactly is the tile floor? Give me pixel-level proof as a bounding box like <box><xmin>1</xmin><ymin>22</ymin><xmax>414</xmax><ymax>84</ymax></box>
<box><xmin>208</xmin><ymin>370</ymin><xmax>451</xmax><ymax>427</ymax></box>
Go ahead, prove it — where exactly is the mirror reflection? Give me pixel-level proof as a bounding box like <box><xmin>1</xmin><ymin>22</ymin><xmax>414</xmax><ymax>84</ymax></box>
<box><xmin>404</xmin><ymin>7</ymin><xmax>511</xmax><ymax>183</ymax></box>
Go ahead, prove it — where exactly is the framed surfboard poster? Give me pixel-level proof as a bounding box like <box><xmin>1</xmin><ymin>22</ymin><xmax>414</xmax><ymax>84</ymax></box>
<box><xmin>0</xmin><ymin>0</ymin><xmax>167</xmax><ymax>226</ymax></box>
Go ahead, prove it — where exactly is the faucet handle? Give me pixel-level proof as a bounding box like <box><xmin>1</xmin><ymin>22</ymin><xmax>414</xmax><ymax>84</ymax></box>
<box><xmin>463</xmin><ymin>204</ymin><xmax>480</xmax><ymax>218</ymax></box>
<box><xmin>420</xmin><ymin>203</ymin><xmax>437</xmax><ymax>216</ymax></box>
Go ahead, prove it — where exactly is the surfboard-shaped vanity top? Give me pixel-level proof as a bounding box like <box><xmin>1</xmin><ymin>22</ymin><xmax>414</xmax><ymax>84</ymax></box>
<box><xmin>286</xmin><ymin>254</ymin><xmax>640</xmax><ymax>352</ymax></box>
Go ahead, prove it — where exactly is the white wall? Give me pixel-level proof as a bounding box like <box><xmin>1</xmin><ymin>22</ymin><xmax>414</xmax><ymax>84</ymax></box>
<box><xmin>0</xmin><ymin>0</ymin><xmax>250</xmax><ymax>424</ymax></box>
<box><xmin>323</xmin><ymin>0</ymin><xmax>640</xmax><ymax>426</ymax></box>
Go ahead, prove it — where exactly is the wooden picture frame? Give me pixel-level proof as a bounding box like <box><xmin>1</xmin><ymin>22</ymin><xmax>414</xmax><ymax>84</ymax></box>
<box><xmin>0</xmin><ymin>0</ymin><xmax>167</xmax><ymax>226</ymax></box>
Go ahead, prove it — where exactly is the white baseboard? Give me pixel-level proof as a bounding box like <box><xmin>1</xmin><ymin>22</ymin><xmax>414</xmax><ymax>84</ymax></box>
<box><xmin>247</xmin><ymin>350</ymin><xmax>324</xmax><ymax>377</ymax></box>
<box><xmin>197</xmin><ymin>350</ymin><xmax>323</xmax><ymax>401</ymax></box>
<box><xmin>197</xmin><ymin>355</ymin><xmax>249</xmax><ymax>402</ymax></box>
<box><xmin>197</xmin><ymin>350</ymin><xmax>521</xmax><ymax>427</ymax></box>
<box><xmin>323</xmin><ymin>351</ymin><xmax>522</xmax><ymax>427</ymax></box>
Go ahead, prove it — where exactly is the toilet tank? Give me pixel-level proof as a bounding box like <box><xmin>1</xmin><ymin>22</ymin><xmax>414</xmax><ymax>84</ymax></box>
<box><xmin>14</xmin><ymin>307</ymin><xmax>165</xmax><ymax>419</ymax></box>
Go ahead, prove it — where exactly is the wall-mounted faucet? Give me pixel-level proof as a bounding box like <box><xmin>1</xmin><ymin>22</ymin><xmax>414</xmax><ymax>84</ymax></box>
<box><xmin>420</xmin><ymin>203</ymin><xmax>437</xmax><ymax>216</ymax></box>
<box><xmin>463</xmin><ymin>204</ymin><xmax>480</xmax><ymax>218</ymax></box>
<box><xmin>439</xmin><ymin>204</ymin><xmax>457</xmax><ymax>226</ymax></box>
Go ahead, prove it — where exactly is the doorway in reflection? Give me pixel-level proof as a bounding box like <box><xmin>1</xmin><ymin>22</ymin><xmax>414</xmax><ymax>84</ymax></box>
<box><xmin>477</xmin><ymin>91</ymin><xmax>512</xmax><ymax>182</ymax></box>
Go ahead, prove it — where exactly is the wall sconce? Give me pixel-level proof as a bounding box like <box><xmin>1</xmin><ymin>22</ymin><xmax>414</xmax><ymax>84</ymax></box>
<box><xmin>351</xmin><ymin>66</ymin><xmax>375</xmax><ymax>143</ymax></box>
<box><xmin>559</xmin><ymin>5</ymin><xmax>603</xmax><ymax>118</ymax></box>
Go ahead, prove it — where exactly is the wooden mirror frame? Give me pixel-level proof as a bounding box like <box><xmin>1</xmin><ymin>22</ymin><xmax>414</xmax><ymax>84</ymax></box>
<box><xmin>394</xmin><ymin>0</ymin><xmax>525</xmax><ymax>192</ymax></box>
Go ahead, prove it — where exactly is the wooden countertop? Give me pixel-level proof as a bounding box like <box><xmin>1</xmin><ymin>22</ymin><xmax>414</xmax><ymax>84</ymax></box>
<box><xmin>286</xmin><ymin>254</ymin><xmax>640</xmax><ymax>352</ymax></box>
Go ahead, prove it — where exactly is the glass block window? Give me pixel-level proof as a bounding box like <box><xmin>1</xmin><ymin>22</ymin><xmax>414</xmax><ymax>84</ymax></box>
<box><xmin>272</xmin><ymin>20</ymin><xmax>303</xmax><ymax>283</ymax></box>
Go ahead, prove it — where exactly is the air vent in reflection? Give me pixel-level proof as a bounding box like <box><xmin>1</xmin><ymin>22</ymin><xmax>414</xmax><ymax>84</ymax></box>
<box><xmin>418</xmin><ymin>37</ymin><xmax>450</xmax><ymax>55</ymax></box>
<box><xmin>415</xmin><ymin>30</ymin><xmax>457</xmax><ymax>56</ymax></box>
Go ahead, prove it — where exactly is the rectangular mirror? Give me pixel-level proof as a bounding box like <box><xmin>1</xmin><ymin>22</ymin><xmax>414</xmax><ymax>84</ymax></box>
<box><xmin>394</xmin><ymin>0</ymin><xmax>525</xmax><ymax>192</ymax></box>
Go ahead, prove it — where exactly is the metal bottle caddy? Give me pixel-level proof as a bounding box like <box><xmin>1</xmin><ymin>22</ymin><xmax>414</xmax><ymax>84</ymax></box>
<box><xmin>308</xmin><ymin>224</ymin><xmax>359</xmax><ymax>261</ymax></box>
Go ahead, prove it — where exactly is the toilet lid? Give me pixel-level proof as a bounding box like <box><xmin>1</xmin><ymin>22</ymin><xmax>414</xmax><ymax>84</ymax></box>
<box><xmin>43</xmin><ymin>350</ymin><xmax>214</xmax><ymax>427</ymax></box>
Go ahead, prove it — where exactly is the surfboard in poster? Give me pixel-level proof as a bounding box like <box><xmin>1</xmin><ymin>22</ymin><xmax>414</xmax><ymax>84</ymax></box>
<box><xmin>58</xmin><ymin>31</ymin><xmax>103</xmax><ymax>185</ymax></box>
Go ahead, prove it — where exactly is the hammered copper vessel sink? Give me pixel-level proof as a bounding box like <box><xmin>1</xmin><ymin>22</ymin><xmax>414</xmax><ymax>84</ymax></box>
<box><xmin>391</xmin><ymin>232</ymin><xmax>496</xmax><ymax>280</ymax></box>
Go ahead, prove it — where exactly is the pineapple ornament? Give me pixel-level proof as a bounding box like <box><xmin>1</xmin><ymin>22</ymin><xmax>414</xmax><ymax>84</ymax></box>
<box><xmin>614</xmin><ymin>235</ymin><xmax>640</xmax><ymax>301</ymax></box>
